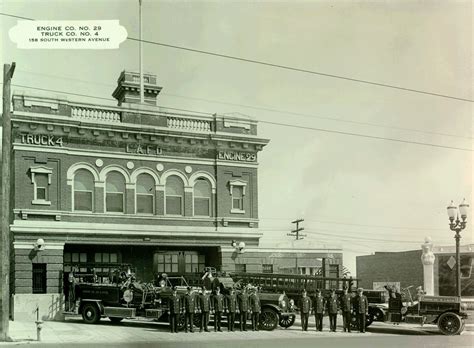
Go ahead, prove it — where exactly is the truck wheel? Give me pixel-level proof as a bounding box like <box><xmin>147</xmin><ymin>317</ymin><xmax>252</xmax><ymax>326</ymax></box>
<box><xmin>193</xmin><ymin>314</ymin><xmax>202</xmax><ymax>328</ymax></box>
<box><xmin>109</xmin><ymin>317</ymin><xmax>123</xmax><ymax>324</ymax></box>
<box><xmin>370</xmin><ymin>308</ymin><xmax>385</xmax><ymax>322</ymax></box>
<box><xmin>437</xmin><ymin>312</ymin><xmax>462</xmax><ymax>335</ymax></box>
<box><xmin>82</xmin><ymin>303</ymin><xmax>101</xmax><ymax>324</ymax></box>
<box><xmin>259</xmin><ymin>308</ymin><xmax>279</xmax><ymax>331</ymax></box>
<box><xmin>177</xmin><ymin>313</ymin><xmax>186</xmax><ymax>331</ymax></box>
<box><xmin>366</xmin><ymin>313</ymin><xmax>374</xmax><ymax>327</ymax></box>
<box><xmin>279</xmin><ymin>314</ymin><xmax>295</xmax><ymax>328</ymax></box>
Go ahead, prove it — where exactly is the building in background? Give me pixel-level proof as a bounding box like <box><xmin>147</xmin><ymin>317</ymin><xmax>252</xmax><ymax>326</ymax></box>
<box><xmin>356</xmin><ymin>244</ymin><xmax>474</xmax><ymax>298</ymax></box>
<box><xmin>9</xmin><ymin>71</ymin><xmax>343</xmax><ymax>320</ymax></box>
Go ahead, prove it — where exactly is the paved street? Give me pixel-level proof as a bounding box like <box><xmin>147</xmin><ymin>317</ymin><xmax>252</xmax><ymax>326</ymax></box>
<box><xmin>3</xmin><ymin>315</ymin><xmax>473</xmax><ymax>347</ymax></box>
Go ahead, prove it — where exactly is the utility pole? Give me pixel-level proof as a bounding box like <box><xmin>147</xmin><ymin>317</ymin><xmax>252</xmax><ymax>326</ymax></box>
<box><xmin>287</xmin><ymin>219</ymin><xmax>306</xmax><ymax>275</ymax></box>
<box><xmin>0</xmin><ymin>62</ymin><xmax>16</xmax><ymax>342</ymax></box>
<box><xmin>139</xmin><ymin>0</ymin><xmax>145</xmax><ymax>103</ymax></box>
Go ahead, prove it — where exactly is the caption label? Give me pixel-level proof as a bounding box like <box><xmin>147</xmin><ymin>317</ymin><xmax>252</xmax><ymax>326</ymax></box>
<box><xmin>9</xmin><ymin>20</ymin><xmax>127</xmax><ymax>49</ymax></box>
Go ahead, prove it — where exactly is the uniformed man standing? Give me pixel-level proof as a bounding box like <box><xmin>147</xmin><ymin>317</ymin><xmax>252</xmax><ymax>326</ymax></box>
<box><xmin>327</xmin><ymin>289</ymin><xmax>338</xmax><ymax>332</ymax></box>
<box><xmin>184</xmin><ymin>286</ymin><xmax>196</xmax><ymax>333</ymax></box>
<box><xmin>354</xmin><ymin>288</ymin><xmax>369</xmax><ymax>333</ymax></box>
<box><xmin>299</xmin><ymin>289</ymin><xmax>312</xmax><ymax>331</ymax></box>
<box><xmin>314</xmin><ymin>290</ymin><xmax>325</xmax><ymax>332</ymax></box>
<box><xmin>249</xmin><ymin>287</ymin><xmax>261</xmax><ymax>331</ymax></box>
<box><xmin>340</xmin><ymin>287</ymin><xmax>352</xmax><ymax>332</ymax></box>
<box><xmin>198</xmin><ymin>286</ymin><xmax>211</xmax><ymax>332</ymax></box>
<box><xmin>238</xmin><ymin>287</ymin><xmax>250</xmax><ymax>331</ymax></box>
<box><xmin>169</xmin><ymin>287</ymin><xmax>181</xmax><ymax>333</ymax></box>
<box><xmin>213</xmin><ymin>287</ymin><xmax>225</xmax><ymax>332</ymax></box>
<box><xmin>226</xmin><ymin>288</ymin><xmax>238</xmax><ymax>332</ymax></box>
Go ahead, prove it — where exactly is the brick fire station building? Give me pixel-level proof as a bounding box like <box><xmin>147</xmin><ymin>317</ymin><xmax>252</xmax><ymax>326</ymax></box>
<box><xmin>9</xmin><ymin>71</ymin><xmax>343</xmax><ymax>320</ymax></box>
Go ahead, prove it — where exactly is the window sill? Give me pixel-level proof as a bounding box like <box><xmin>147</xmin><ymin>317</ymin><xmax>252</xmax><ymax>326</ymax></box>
<box><xmin>230</xmin><ymin>209</ymin><xmax>245</xmax><ymax>214</ymax></box>
<box><xmin>32</xmin><ymin>200</ymin><xmax>51</xmax><ymax>206</ymax></box>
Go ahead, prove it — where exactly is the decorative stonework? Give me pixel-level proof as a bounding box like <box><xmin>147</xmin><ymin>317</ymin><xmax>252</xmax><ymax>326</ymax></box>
<box><xmin>167</xmin><ymin>117</ymin><xmax>211</xmax><ymax>132</ymax></box>
<box><xmin>95</xmin><ymin>159</ymin><xmax>104</xmax><ymax>167</ymax></box>
<box><xmin>185</xmin><ymin>166</ymin><xmax>192</xmax><ymax>174</ymax></box>
<box><xmin>126</xmin><ymin>161</ymin><xmax>135</xmax><ymax>170</ymax></box>
<box><xmin>421</xmin><ymin>237</ymin><xmax>435</xmax><ymax>296</ymax></box>
<box><xmin>71</xmin><ymin>106</ymin><xmax>121</xmax><ymax>123</ymax></box>
<box><xmin>156</xmin><ymin>163</ymin><xmax>164</xmax><ymax>172</ymax></box>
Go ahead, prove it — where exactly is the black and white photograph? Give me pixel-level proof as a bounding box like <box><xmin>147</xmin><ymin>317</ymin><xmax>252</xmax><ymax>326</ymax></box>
<box><xmin>0</xmin><ymin>1</ymin><xmax>472</xmax><ymax>347</ymax></box>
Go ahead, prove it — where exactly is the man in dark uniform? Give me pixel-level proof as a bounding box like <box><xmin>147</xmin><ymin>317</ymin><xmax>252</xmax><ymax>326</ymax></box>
<box><xmin>198</xmin><ymin>286</ymin><xmax>211</xmax><ymax>332</ymax></box>
<box><xmin>340</xmin><ymin>287</ymin><xmax>352</xmax><ymax>332</ymax></box>
<box><xmin>169</xmin><ymin>287</ymin><xmax>181</xmax><ymax>333</ymax></box>
<box><xmin>249</xmin><ymin>287</ymin><xmax>261</xmax><ymax>331</ymax></box>
<box><xmin>226</xmin><ymin>288</ymin><xmax>238</xmax><ymax>331</ymax></box>
<box><xmin>299</xmin><ymin>289</ymin><xmax>312</xmax><ymax>331</ymax></box>
<box><xmin>314</xmin><ymin>290</ymin><xmax>325</xmax><ymax>331</ymax></box>
<box><xmin>238</xmin><ymin>286</ymin><xmax>250</xmax><ymax>331</ymax></box>
<box><xmin>354</xmin><ymin>288</ymin><xmax>369</xmax><ymax>333</ymax></box>
<box><xmin>213</xmin><ymin>287</ymin><xmax>225</xmax><ymax>332</ymax></box>
<box><xmin>327</xmin><ymin>289</ymin><xmax>338</xmax><ymax>332</ymax></box>
<box><xmin>184</xmin><ymin>286</ymin><xmax>196</xmax><ymax>333</ymax></box>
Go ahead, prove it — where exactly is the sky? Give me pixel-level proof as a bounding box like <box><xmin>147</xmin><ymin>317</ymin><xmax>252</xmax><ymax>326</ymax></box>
<box><xmin>1</xmin><ymin>0</ymin><xmax>472</xmax><ymax>275</ymax></box>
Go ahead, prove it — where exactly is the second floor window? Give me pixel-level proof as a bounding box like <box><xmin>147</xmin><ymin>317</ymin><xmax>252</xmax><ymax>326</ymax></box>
<box><xmin>194</xmin><ymin>178</ymin><xmax>212</xmax><ymax>216</ymax></box>
<box><xmin>165</xmin><ymin>175</ymin><xmax>184</xmax><ymax>215</ymax></box>
<box><xmin>136</xmin><ymin>173</ymin><xmax>154</xmax><ymax>214</ymax></box>
<box><xmin>106</xmin><ymin>172</ymin><xmax>125</xmax><ymax>213</ymax></box>
<box><xmin>73</xmin><ymin>169</ymin><xmax>94</xmax><ymax>211</ymax></box>
<box><xmin>232</xmin><ymin>186</ymin><xmax>243</xmax><ymax>210</ymax></box>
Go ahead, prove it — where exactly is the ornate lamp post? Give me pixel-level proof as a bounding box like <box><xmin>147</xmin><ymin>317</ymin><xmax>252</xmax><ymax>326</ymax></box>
<box><xmin>447</xmin><ymin>199</ymin><xmax>469</xmax><ymax>298</ymax></box>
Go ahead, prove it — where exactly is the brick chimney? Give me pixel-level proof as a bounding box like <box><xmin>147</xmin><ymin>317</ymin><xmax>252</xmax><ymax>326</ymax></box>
<box><xmin>112</xmin><ymin>70</ymin><xmax>162</xmax><ymax>106</ymax></box>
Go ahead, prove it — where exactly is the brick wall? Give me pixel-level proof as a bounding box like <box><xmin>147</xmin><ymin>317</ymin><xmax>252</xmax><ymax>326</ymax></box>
<box><xmin>356</xmin><ymin>250</ymin><xmax>423</xmax><ymax>290</ymax></box>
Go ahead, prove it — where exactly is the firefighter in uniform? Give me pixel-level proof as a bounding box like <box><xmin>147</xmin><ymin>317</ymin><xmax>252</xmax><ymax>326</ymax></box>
<box><xmin>327</xmin><ymin>289</ymin><xmax>338</xmax><ymax>332</ymax></box>
<box><xmin>198</xmin><ymin>286</ymin><xmax>211</xmax><ymax>332</ymax></box>
<box><xmin>354</xmin><ymin>288</ymin><xmax>369</xmax><ymax>333</ymax></box>
<box><xmin>213</xmin><ymin>287</ymin><xmax>225</xmax><ymax>332</ymax></box>
<box><xmin>238</xmin><ymin>286</ymin><xmax>250</xmax><ymax>331</ymax></box>
<box><xmin>169</xmin><ymin>287</ymin><xmax>181</xmax><ymax>333</ymax></box>
<box><xmin>249</xmin><ymin>287</ymin><xmax>261</xmax><ymax>331</ymax></box>
<box><xmin>226</xmin><ymin>288</ymin><xmax>238</xmax><ymax>331</ymax></box>
<box><xmin>340</xmin><ymin>287</ymin><xmax>352</xmax><ymax>332</ymax></box>
<box><xmin>314</xmin><ymin>290</ymin><xmax>325</xmax><ymax>331</ymax></box>
<box><xmin>299</xmin><ymin>289</ymin><xmax>312</xmax><ymax>331</ymax></box>
<box><xmin>184</xmin><ymin>286</ymin><xmax>196</xmax><ymax>333</ymax></box>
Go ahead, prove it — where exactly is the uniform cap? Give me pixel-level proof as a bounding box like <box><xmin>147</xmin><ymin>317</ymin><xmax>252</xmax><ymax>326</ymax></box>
<box><xmin>357</xmin><ymin>288</ymin><xmax>363</xmax><ymax>292</ymax></box>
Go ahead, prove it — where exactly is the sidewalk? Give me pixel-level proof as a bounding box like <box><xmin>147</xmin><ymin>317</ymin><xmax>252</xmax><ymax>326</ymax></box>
<box><xmin>4</xmin><ymin>314</ymin><xmax>473</xmax><ymax>345</ymax></box>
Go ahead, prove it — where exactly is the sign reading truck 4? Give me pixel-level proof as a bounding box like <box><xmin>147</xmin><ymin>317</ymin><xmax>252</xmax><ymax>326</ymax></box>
<box><xmin>21</xmin><ymin>133</ymin><xmax>64</xmax><ymax>147</ymax></box>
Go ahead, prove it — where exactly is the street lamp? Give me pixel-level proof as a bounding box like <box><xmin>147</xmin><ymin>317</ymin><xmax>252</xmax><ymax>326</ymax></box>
<box><xmin>447</xmin><ymin>199</ymin><xmax>469</xmax><ymax>298</ymax></box>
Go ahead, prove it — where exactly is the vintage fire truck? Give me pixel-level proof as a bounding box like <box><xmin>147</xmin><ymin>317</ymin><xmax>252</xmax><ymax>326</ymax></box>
<box><xmin>68</xmin><ymin>268</ymin><xmax>293</xmax><ymax>331</ymax></box>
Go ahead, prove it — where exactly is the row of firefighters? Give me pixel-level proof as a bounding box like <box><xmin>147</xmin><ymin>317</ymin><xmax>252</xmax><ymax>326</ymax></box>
<box><xmin>168</xmin><ymin>286</ymin><xmax>369</xmax><ymax>334</ymax></box>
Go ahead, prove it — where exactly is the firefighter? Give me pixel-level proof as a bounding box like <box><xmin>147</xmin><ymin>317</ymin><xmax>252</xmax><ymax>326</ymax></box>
<box><xmin>340</xmin><ymin>287</ymin><xmax>352</xmax><ymax>332</ymax></box>
<box><xmin>213</xmin><ymin>286</ymin><xmax>225</xmax><ymax>332</ymax></box>
<box><xmin>198</xmin><ymin>285</ymin><xmax>211</xmax><ymax>332</ymax></box>
<box><xmin>313</xmin><ymin>290</ymin><xmax>325</xmax><ymax>332</ymax></box>
<box><xmin>327</xmin><ymin>289</ymin><xmax>338</xmax><ymax>332</ymax></box>
<box><xmin>249</xmin><ymin>287</ymin><xmax>261</xmax><ymax>331</ymax></box>
<box><xmin>184</xmin><ymin>286</ymin><xmax>196</xmax><ymax>333</ymax></box>
<box><xmin>226</xmin><ymin>288</ymin><xmax>238</xmax><ymax>331</ymax></box>
<box><xmin>299</xmin><ymin>289</ymin><xmax>312</xmax><ymax>331</ymax></box>
<box><xmin>354</xmin><ymin>288</ymin><xmax>369</xmax><ymax>333</ymax></box>
<box><xmin>238</xmin><ymin>286</ymin><xmax>250</xmax><ymax>331</ymax></box>
<box><xmin>169</xmin><ymin>286</ymin><xmax>181</xmax><ymax>333</ymax></box>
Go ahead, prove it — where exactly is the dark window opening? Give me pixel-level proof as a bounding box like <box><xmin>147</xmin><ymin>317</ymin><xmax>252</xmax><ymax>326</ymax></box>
<box><xmin>32</xmin><ymin>263</ymin><xmax>47</xmax><ymax>294</ymax></box>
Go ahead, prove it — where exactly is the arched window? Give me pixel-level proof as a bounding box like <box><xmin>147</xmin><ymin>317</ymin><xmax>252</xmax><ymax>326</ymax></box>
<box><xmin>106</xmin><ymin>172</ymin><xmax>125</xmax><ymax>213</ymax></box>
<box><xmin>194</xmin><ymin>178</ymin><xmax>212</xmax><ymax>216</ymax></box>
<box><xmin>136</xmin><ymin>173</ymin><xmax>155</xmax><ymax>214</ymax></box>
<box><xmin>165</xmin><ymin>175</ymin><xmax>184</xmax><ymax>215</ymax></box>
<box><xmin>73</xmin><ymin>169</ymin><xmax>94</xmax><ymax>211</ymax></box>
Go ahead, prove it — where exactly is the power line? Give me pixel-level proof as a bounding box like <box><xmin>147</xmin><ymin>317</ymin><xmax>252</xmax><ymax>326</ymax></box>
<box><xmin>11</xmin><ymin>69</ymin><xmax>472</xmax><ymax>140</ymax></box>
<box><xmin>0</xmin><ymin>12</ymin><xmax>472</xmax><ymax>103</ymax></box>
<box><xmin>259</xmin><ymin>216</ymin><xmax>447</xmax><ymax>231</ymax></box>
<box><xmin>126</xmin><ymin>37</ymin><xmax>473</xmax><ymax>103</ymax></box>
<box><xmin>8</xmin><ymin>83</ymin><xmax>473</xmax><ymax>152</ymax></box>
<box><xmin>259</xmin><ymin>120</ymin><xmax>472</xmax><ymax>152</ymax></box>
